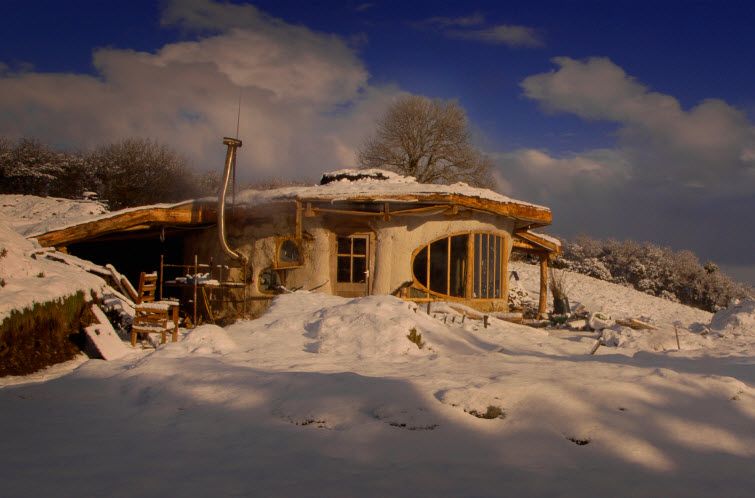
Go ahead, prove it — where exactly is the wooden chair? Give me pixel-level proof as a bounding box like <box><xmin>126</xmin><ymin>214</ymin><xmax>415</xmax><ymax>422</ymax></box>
<box><xmin>131</xmin><ymin>272</ymin><xmax>180</xmax><ymax>346</ymax></box>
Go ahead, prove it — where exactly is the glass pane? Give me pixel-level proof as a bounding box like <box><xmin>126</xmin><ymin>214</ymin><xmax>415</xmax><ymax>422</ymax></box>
<box><xmin>413</xmin><ymin>246</ymin><xmax>428</xmax><ymax>287</ymax></box>
<box><xmin>473</xmin><ymin>234</ymin><xmax>480</xmax><ymax>298</ymax></box>
<box><xmin>337</xmin><ymin>256</ymin><xmax>351</xmax><ymax>282</ymax></box>
<box><xmin>279</xmin><ymin>239</ymin><xmax>300</xmax><ymax>263</ymax></box>
<box><xmin>429</xmin><ymin>238</ymin><xmax>449</xmax><ymax>294</ymax></box>
<box><xmin>352</xmin><ymin>237</ymin><xmax>367</xmax><ymax>255</ymax></box>
<box><xmin>480</xmin><ymin>234</ymin><xmax>489</xmax><ymax>298</ymax></box>
<box><xmin>353</xmin><ymin>257</ymin><xmax>367</xmax><ymax>283</ymax></box>
<box><xmin>494</xmin><ymin>236</ymin><xmax>502</xmax><ymax>298</ymax></box>
<box><xmin>449</xmin><ymin>234</ymin><xmax>468</xmax><ymax>297</ymax></box>
<box><xmin>488</xmin><ymin>235</ymin><xmax>496</xmax><ymax>298</ymax></box>
<box><xmin>337</xmin><ymin>237</ymin><xmax>350</xmax><ymax>254</ymax></box>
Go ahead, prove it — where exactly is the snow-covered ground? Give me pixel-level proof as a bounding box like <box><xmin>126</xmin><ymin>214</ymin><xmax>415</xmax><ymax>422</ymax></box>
<box><xmin>1</xmin><ymin>194</ymin><xmax>754</xmax><ymax>497</ymax></box>
<box><xmin>0</xmin><ymin>221</ymin><xmax>106</xmax><ymax>321</ymax></box>
<box><xmin>2</xmin><ymin>288</ymin><xmax>754</xmax><ymax>496</ymax></box>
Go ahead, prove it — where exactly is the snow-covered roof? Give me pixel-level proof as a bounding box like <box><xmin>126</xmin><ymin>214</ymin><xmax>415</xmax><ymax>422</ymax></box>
<box><xmin>235</xmin><ymin>169</ymin><xmax>549</xmax><ymax>213</ymax></box>
<box><xmin>514</xmin><ymin>229</ymin><xmax>562</xmax><ymax>254</ymax></box>
<box><xmin>524</xmin><ymin>230</ymin><xmax>561</xmax><ymax>248</ymax></box>
<box><xmin>31</xmin><ymin>169</ymin><xmax>553</xmax><ymax>248</ymax></box>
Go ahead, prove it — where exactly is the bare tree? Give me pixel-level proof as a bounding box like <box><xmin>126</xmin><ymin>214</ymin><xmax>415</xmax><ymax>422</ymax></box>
<box><xmin>358</xmin><ymin>95</ymin><xmax>493</xmax><ymax>187</ymax></box>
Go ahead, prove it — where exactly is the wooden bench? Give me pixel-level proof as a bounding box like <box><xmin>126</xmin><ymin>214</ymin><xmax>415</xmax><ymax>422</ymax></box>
<box><xmin>130</xmin><ymin>272</ymin><xmax>180</xmax><ymax>346</ymax></box>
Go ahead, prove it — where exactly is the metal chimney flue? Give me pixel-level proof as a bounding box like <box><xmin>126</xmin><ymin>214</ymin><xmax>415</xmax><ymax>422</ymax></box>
<box><xmin>218</xmin><ymin>137</ymin><xmax>246</xmax><ymax>264</ymax></box>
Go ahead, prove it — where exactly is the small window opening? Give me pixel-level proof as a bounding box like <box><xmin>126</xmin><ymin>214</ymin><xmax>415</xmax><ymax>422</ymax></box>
<box><xmin>275</xmin><ymin>238</ymin><xmax>303</xmax><ymax>269</ymax></box>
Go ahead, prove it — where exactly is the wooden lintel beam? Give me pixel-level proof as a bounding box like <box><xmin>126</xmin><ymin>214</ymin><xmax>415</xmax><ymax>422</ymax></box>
<box><xmin>35</xmin><ymin>200</ymin><xmax>217</xmax><ymax>247</ymax></box>
<box><xmin>299</xmin><ymin>193</ymin><xmax>552</xmax><ymax>226</ymax></box>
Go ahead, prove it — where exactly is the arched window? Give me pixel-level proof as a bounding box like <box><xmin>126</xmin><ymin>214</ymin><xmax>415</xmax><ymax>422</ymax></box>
<box><xmin>274</xmin><ymin>237</ymin><xmax>303</xmax><ymax>269</ymax></box>
<box><xmin>411</xmin><ymin>232</ymin><xmax>507</xmax><ymax>299</ymax></box>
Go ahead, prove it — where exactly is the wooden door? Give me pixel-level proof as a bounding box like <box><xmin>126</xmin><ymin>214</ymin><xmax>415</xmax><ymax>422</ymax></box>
<box><xmin>333</xmin><ymin>234</ymin><xmax>370</xmax><ymax>297</ymax></box>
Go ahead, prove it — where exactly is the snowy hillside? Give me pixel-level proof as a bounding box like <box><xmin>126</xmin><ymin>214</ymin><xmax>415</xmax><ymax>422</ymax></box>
<box><xmin>1</xmin><ymin>193</ymin><xmax>753</xmax><ymax>496</ymax></box>
<box><xmin>0</xmin><ymin>221</ymin><xmax>105</xmax><ymax>321</ymax></box>
<box><xmin>2</xmin><ymin>283</ymin><xmax>754</xmax><ymax>496</ymax></box>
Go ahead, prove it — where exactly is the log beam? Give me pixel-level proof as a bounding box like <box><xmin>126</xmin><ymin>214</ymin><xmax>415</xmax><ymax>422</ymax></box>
<box><xmin>35</xmin><ymin>200</ymin><xmax>217</xmax><ymax>248</ymax></box>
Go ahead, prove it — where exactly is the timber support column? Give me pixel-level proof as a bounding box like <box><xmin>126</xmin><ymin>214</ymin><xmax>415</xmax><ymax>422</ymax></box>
<box><xmin>538</xmin><ymin>253</ymin><xmax>548</xmax><ymax>318</ymax></box>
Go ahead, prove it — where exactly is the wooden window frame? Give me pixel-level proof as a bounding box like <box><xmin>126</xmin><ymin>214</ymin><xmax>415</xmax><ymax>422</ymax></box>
<box><xmin>410</xmin><ymin>231</ymin><xmax>510</xmax><ymax>303</ymax></box>
<box><xmin>273</xmin><ymin>236</ymin><xmax>303</xmax><ymax>269</ymax></box>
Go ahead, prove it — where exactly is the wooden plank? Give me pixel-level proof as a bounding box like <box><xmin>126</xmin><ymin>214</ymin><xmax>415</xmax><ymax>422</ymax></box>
<box><xmin>514</xmin><ymin>229</ymin><xmax>561</xmax><ymax>254</ymax></box>
<box><xmin>85</xmin><ymin>304</ymin><xmax>130</xmax><ymax>360</ymax></box>
<box><xmin>491</xmin><ymin>312</ymin><xmax>523</xmax><ymax>323</ymax></box>
<box><xmin>121</xmin><ymin>276</ymin><xmax>138</xmax><ymax>303</ymax></box>
<box><xmin>538</xmin><ymin>254</ymin><xmax>548</xmax><ymax>318</ymax></box>
<box><xmin>615</xmin><ymin>318</ymin><xmax>658</xmax><ymax>330</ymax></box>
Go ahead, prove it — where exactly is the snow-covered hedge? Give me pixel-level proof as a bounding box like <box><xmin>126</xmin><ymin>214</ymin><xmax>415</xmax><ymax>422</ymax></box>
<box><xmin>0</xmin><ymin>291</ymin><xmax>89</xmax><ymax>376</ymax></box>
<box><xmin>550</xmin><ymin>236</ymin><xmax>752</xmax><ymax>312</ymax></box>
<box><xmin>0</xmin><ymin>137</ymin><xmax>214</xmax><ymax>210</ymax></box>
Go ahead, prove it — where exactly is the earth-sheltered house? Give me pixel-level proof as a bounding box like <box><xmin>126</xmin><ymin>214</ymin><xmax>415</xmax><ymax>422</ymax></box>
<box><xmin>34</xmin><ymin>140</ymin><xmax>560</xmax><ymax>321</ymax></box>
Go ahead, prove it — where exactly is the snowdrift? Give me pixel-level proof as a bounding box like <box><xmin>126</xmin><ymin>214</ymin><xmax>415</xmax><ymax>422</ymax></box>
<box><xmin>711</xmin><ymin>299</ymin><xmax>755</xmax><ymax>337</ymax></box>
<box><xmin>0</xmin><ymin>222</ymin><xmax>105</xmax><ymax>321</ymax></box>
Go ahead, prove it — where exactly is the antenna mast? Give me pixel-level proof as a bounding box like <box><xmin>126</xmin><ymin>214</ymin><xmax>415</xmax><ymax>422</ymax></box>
<box><xmin>232</xmin><ymin>91</ymin><xmax>241</xmax><ymax>208</ymax></box>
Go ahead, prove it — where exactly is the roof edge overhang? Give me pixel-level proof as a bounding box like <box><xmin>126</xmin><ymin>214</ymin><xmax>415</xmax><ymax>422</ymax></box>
<box><xmin>295</xmin><ymin>192</ymin><xmax>552</xmax><ymax>226</ymax></box>
<box><xmin>513</xmin><ymin>229</ymin><xmax>561</xmax><ymax>255</ymax></box>
<box><xmin>34</xmin><ymin>192</ymin><xmax>553</xmax><ymax>248</ymax></box>
<box><xmin>34</xmin><ymin>199</ymin><xmax>218</xmax><ymax>248</ymax></box>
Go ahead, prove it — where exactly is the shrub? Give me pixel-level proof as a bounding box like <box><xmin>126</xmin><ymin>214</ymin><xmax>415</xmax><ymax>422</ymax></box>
<box><xmin>0</xmin><ymin>291</ymin><xmax>89</xmax><ymax>377</ymax></box>
<box><xmin>406</xmin><ymin>327</ymin><xmax>425</xmax><ymax>349</ymax></box>
<box><xmin>549</xmin><ymin>268</ymin><xmax>570</xmax><ymax>300</ymax></box>
<box><xmin>468</xmin><ymin>405</ymin><xmax>506</xmax><ymax>419</ymax></box>
<box><xmin>553</xmin><ymin>236</ymin><xmax>752</xmax><ymax>312</ymax></box>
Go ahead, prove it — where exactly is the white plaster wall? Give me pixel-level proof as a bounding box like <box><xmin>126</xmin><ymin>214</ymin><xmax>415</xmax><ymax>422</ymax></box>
<box><xmin>231</xmin><ymin>211</ymin><xmax>514</xmax><ymax>299</ymax></box>
<box><xmin>370</xmin><ymin>214</ymin><xmax>514</xmax><ymax>295</ymax></box>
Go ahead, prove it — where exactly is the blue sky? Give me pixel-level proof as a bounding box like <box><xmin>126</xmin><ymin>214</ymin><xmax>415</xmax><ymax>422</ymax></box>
<box><xmin>1</xmin><ymin>0</ymin><xmax>754</xmax><ymax>283</ymax></box>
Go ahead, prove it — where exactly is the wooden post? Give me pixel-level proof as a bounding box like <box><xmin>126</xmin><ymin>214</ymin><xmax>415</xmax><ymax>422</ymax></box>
<box><xmin>159</xmin><ymin>254</ymin><xmax>164</xmax><ymax>301</ymax></box>
<box><xmin>426</xmin><ymin>302</ymin><xmax>431</xmax><ymax>314</ymax></box>
<box><xmin>193</xmin><ymin>254</ymin><xmax>198</xmax><ymax>327</ymax></box>
<box><xmin>538</xmin><ymin>253</ymin><xmax>548</xmax><ymax>319</ymax></box>
<box><xmin>483</xmin><ymin>315</ymin><xmax>489</xmax><ymax>328</ymax></box>
<box><xmin>674</xmin><ymin>324</ymin><xmax>681</xmax><ymax>350</ymax></box>
<box><xmin>295</xmin><ymin>200</ymin><xmax>302</xmax><ymax>240</ymax></box>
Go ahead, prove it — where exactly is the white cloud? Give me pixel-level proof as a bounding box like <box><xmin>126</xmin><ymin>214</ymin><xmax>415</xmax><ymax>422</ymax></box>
<box><xmin>521</xmin><ymin>57</ymin><xmax>755</xmax><ymax>191</ymax></box>
<box><xmin>421</xmin><ymin>13</ymin><xmax>486</xmax><ymax>29</ymax></box>
<box><xmin>447</xmin><ymin>24</ymin><xmax>543</xmax><ymax>47</ymax></box>
<box><xmin>0</xmin><ymin>0</ymin><xmax>400</xmax><ymax>181</ymax></box>
<box><xmin>493</xmin><ymin>148</ymin><xmax>630</xmax><ymax>200</ymax></box>
<box><xmin>493</xmin><ymin>57</ymin><xmax>755</xmax><ymax>276</ymax></box>
<box><xmin>417</xmin><ymin>13</ymin><xmax>543</xmax><ymax>48</ymax></box>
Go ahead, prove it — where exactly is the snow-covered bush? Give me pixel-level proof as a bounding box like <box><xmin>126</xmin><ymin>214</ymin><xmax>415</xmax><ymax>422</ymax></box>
<box><xmin>553</xmin><ymin>236</ymin><xmax>751</xmax><ymax>312</ymax></box>
<box><xmin>0</xmin><ymin>291</ymin><xmax>90</xmax><ymax>377</ymax></box>
<box><xmin>1</xmin><ymin>136</ymin><xmax>218</xmax><ymax>209</ymax></box>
